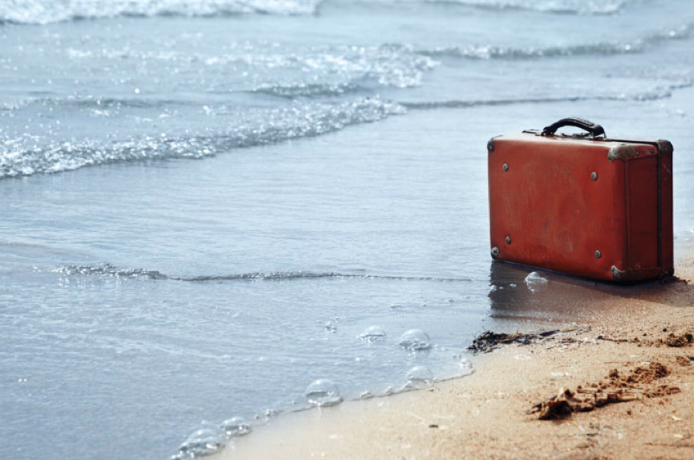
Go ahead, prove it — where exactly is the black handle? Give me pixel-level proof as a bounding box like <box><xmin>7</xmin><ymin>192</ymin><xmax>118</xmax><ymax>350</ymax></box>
<box><xmin>541</xmin><ymin>117</ymin><xmax>606</xmax><ymax>138</ymax></box>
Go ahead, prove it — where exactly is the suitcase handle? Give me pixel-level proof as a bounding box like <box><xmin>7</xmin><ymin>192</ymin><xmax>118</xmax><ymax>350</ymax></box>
<box><xmin>541</xmin><ymin>118</ymin><xmax>606</xmax><ymax>138</ymax></box>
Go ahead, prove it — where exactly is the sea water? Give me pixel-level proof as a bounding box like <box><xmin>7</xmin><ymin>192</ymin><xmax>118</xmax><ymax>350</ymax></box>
<box><xmin>2</xmin><ymin>0</ymin><xmax>694</xmax><ymax>459</ymax></box>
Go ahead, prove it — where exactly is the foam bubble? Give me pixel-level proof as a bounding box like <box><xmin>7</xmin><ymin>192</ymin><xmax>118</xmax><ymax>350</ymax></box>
<box><xmin>304</xmin><ymin>379</ymin><xmax>343</xmax><ymax>407</ymax></box>
<box><xmin>359</xmin><ymin>326</ymin><xmax>387</xmax><ymax>342</ymax></box>
<box><xmin>398</xmin><ymin>329</ymin><xmax>432</xmax><ymax>351</ymax></box>
<box><xmin>459</xmin><ymin>356</ymin><xmax>473</xmax><ymax>370</ymax></box>
<box><xmin>406</xmin><ymin>365</ymin><xmax>434</xmax><ymax>386</ymax></box>
<box><xmin>220</xmin><ymin>417</ymin><xmax>251</xmax><ymax>438</ymax></box>
<box><xmin>324</xmin><ymin>320</ymin><xmax>338</xmax><ymax>333</ymax></box>
<box><xmin>525</xmin><ymin>272</ymin><xmax>549</xmax><ymax>292</ymax></box>
<box><xmin>178</xmin><ymin>427</ymin><xmax>225</xmax><ymax>457</ymax></box>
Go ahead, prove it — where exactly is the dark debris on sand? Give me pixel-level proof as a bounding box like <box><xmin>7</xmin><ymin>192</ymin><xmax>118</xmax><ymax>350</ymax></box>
<box><xmin>467</xmin><ymin>329</ymin><xmax>578</xmax><ymax>354</ymax></box>
<box><xmin>649</xmin><ymin>332</ymin><xmax>694</xmax><ymax>348</ymax></box>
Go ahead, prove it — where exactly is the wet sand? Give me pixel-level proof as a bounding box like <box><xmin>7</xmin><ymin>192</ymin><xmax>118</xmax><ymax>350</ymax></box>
<box><xmin>215</xmin><ymin>241</ymin><xmax>694</xmax><ymax>460</ymax></box>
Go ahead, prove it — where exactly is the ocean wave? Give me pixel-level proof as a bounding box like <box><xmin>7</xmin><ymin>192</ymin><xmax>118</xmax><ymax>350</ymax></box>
<box><xmin>6</xmin><ymin>95</ymin><xmax>196</xmax><ymax>113</ymax></box>
<box><xmin>0</xmin><ymin>97</ymin><xmax>405</xmax><ymax>179</ymax></box>
<box><xmin>249</xmin><ymin>44</ymin><xmax>437</xmax><ymax>94</ymax></box>
<box><xmin>62</xmin><ymin>43</ymin><xmax>437</xmax><ymax>91</ymax></box>
<box><xmin>52</xmin><ymin>264</ymin><xmax>479</xmax><ymax>282</ymax></box>
<box><xmin>401</xmin><ymin>96</ymin><xmax>592</xmax><ymax>109</ymax></box>
<box><xmin>233</xmin><ymin>44</ymin><xmax>437</xmax><ymax>91</ymax></box>
<box><xmin>53</xmin><ymin>264</ymin><xmax>169</xmax><ymax>279</ymax></box>
<box><xmin>253</xmin><ymin>82</ymin><xmax>361</xmax><ymax>98</ymax></box>
<box><xmin>424</xmin><ymin>0</ymin><xmax>640</xmax><ymax>15</ymax></box>
<box><xmin>422</xmin><ymin>23</ymin><xmax>694</xmax><ymax>60</ymax></box>
<box><xmin>401</xmin><ymin>82</ymin><xmax>694</xmax><ymax>109</ymax></box>
<box><xmin>0</xmin><ymin>0</ymin><xmax>321</xmax><ymax>25</ymax></box>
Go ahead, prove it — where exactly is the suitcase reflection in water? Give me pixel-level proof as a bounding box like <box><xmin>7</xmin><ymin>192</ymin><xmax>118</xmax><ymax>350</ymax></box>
<box><xmin>487</xmin><ymin>118</ymin><xmax>674</xmax><ymax>283</ymax></box>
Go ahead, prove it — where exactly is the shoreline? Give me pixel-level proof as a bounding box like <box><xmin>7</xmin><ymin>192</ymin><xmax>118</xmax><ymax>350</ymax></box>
<box><xmin>215</xmin><ymin>239</ymin><xmax>694</xmax><ymax>459</ymax></box>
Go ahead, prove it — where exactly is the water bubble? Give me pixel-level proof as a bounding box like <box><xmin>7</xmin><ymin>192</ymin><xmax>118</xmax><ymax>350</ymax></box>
<box><xmin>489</xmin><ymin>284</ymin><xmax>498</xmax><ymax>293</ymax></box>
<box><xmin>525</xmin><ymin>272</ymin><xmax>548</xmax><ymax>292</ymax></box>
<box><xmin>304</xmin><ymin>379</ymin><xmax>343</xmax><ymax>407</ymax></box>
<box><xmin>178</xmin><ymin>427</ymin><xmax>225</xmax><ymax>457</ymax></box>
<box><xmin>510</xmin><ymin>283</ymin><xmax>517</xmax><ymax>288</ymax></box>
<box><xmin>360</xmin><ymin>391</ymin><xmax>374</xmax><ymax>399</ymax></box>
<box><xmin>458</xmin><ymin>356</ymin><xmax>473</xmax><ymax>371</ymax></box>
<box><xmin>324</xmin><ymin>320</ymin><xmax>337</xmax><ymax>333</ymax></box>
<box><xmin>398</xmin><ymin>329</ymin><xmax>431</xmax><ymax>351</ymax></box>
<box><xmin>264</xmin><ymin>408</ymin><xmax>280</xmax><ymax>419</ymax></box>
<box><xmin>406</xmin><ymin>365</ymin><xmax>434</xmax><ymax>386</ymax></box>
<box><xmin>220</xmin><ymin>417</ymin><xmax>251</xmax><ymax>438</ymax></box>
<box><xmin>359</xmin><ymin>326</ymin><xmax>386</xmax><ymax>342</ymax></box>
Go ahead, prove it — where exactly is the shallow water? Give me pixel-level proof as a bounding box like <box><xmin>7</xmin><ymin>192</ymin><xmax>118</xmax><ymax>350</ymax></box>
<box><xmin>2</xmin><ymin>1</ymin><xmax>694</xmax><ymax>459</ymax></box>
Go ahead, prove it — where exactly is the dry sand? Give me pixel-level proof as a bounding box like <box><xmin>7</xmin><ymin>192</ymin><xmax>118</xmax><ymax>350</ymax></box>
<box><xmin>216</xmin><ymin>247</ymin><xmax>694</xmax><ymax>460</ymax></box>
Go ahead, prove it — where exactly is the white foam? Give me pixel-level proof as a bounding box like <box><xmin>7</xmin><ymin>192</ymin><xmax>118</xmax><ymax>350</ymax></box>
<box><xmin>0</xmin><ymin>0</ymin><xmax>322</xmax><ymax>25</ymax></box>
<box><xmin>425</xmin><ymin>0</ymin><xmax>631</xmax><ymax>15</ymax></box>
<box><xmin>0</xmin><ymin>97</ymin><xmax>406</xmax><ymax>179</ymax></box>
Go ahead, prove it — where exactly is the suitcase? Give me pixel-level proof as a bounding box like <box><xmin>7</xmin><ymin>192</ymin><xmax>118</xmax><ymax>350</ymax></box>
<box><xmin>487</xmin><ymin>117</ymin><xmax>673</xmax><ymax>283</ymax></box>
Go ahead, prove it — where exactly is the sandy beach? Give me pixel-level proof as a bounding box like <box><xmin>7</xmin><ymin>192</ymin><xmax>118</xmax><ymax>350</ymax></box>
<box><xmin>217</xmin><ymin>241</ymin><xmax>694</xmax><ymax>460</ymax></box>
<box><xmin>4</xmin><ymin>2</ymin><xmax>694</xmax><ymax>459</ymax></box>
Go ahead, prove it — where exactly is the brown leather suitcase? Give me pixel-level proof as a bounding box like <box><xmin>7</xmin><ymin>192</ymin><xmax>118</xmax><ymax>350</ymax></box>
<box><xmin>487</xmin><ymin>118</ymin><xmax>674</xmax><ymax>283</ymax></box>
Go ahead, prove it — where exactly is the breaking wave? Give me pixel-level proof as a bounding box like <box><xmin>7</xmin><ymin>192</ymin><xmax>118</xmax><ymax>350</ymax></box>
<box><xmin>52</xmin><ymin>263</ymin><xmax>480</xmax><ymax>282</ymax></box>
<box><xmin>424</xmin><ymin>0</ymin><xmax>639</xmax><ymax>15</ymax></box>
<box><xmin>401</xmin><ymin>82</ymin><xmax>694</xmax><ymax>109</ymax></box>
<box><xmin>0</xmin><ymin>0</ymin><xmax>322</xmax><ymax>25</ymax></box>
<box><xmin>423</xmin><ymin>23</ymin><xmax>694</xmax><ymax>60</ymax></box>
<box><xmin>61</xmin><ymin>43</ymin><xmax>437</xmax><ymax>92</ymax></box>
<box><xmin>53</xmin><ymin>264</ymin><xmax>169</xmax><ymax>280</ymax></box>
<box><xmin>253</xmin><ymin>82</ymin><xmax>362</xmax><ymax>98</ymax></box>
<box><xmin>0</xmin><ymin>97</ymin><xmax>405</xmax><ymax>179</ymax></box>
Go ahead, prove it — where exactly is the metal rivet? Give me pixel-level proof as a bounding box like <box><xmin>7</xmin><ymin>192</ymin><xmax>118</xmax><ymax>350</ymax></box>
<box><xmin>591</xmin><ymin>172</ymin><xmax>598</xmax><ymax>181</ymax></box>
<box><xmin>505</xmin><ymin>236</ymin><xmax>511</xmax><ymax>245</ymax></box>
<box><xmin>491</xmin><ymin>247</ymin><xmax>500</xmax><ymax>258</ymax></box>
<box><xmin>595</xmin><ymin>250</ymin><xmax>602</xmax><ymax>259</ymax></box>
<box><xmin>487</xmin><ymin>139</ymin><xmax>495</xmax><ymax>152</ymax></box>
<box><xmin>502</xmin><ymin>163</ymin><xmax>509</xmax><ymax>172</ymax></box>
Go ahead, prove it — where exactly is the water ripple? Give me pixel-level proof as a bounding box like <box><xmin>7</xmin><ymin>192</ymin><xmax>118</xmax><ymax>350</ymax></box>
<box><xmin>51</xmin><ymin>264</ymin><xmax>481</xmax><ymax>283</ymax></box>
<box><xmin>422</xmin><ymin>23</ymin><xmax>694</xmax><ymax>60</ymax></box>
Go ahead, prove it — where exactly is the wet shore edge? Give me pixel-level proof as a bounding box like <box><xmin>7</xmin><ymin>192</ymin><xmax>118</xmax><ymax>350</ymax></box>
<box><xmin>206</xmin><ymin>241</ymin><xmax>694</xmax><ymax>460</ymax></box>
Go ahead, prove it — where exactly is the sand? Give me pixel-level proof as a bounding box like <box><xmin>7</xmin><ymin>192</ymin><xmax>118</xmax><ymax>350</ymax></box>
<box><xmin>215</xmin><ymin>245</ymin><xmax>694</xmax><ymax>460</ymax></box>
